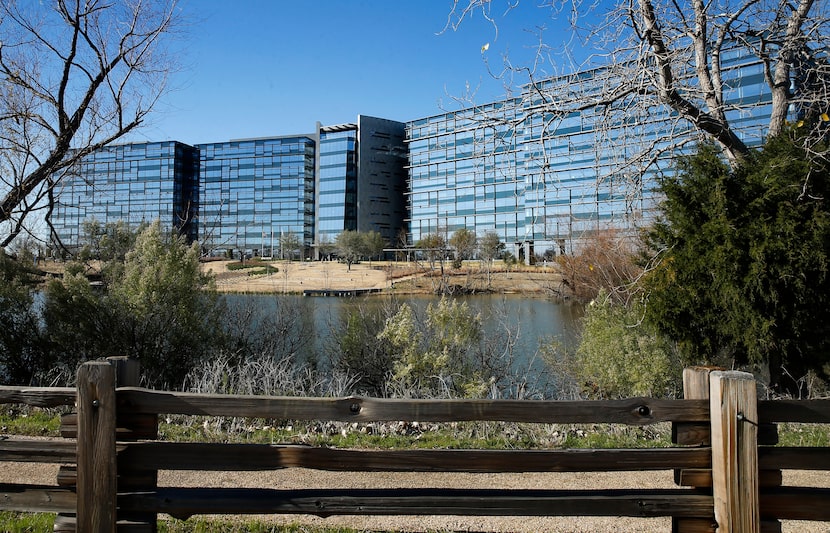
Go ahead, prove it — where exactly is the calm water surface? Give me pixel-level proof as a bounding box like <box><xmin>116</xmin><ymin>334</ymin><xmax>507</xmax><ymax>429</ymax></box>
<box><xmin>224</xmin><ymin>293</ymin><xmax>584</xmax><ymax>378</ymax></box>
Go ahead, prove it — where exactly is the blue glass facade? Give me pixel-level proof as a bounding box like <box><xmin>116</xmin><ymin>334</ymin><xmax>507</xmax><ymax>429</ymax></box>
<box><xmin>405</xmin><ymin>47</ymin><xmax>775</xmax><ymax>255</ymax></box>
<box><xmin>196</xmin><ymin>136</ymin><xmax>316</xmax><ymax>256</ymax></box>
<box><xmin>407</xmin><ymin>100</ymin><xmax>524</xmax><ymax>248</ymax></box>
<box><xmin>316</xmin><ymin>125</ymin><xmax>358</xmax><ymax>245</ymax></box>
<box><xmin>49</xmin><ymin>51</ymin><xmax>781</xmax><ymax>259</ymax></box>
<box><xmin>53</xmin><ymin>141</ymin><xmax>199</xmax><ymax>248</ymax></box>
<box><xmin>313</xmin><ymin>117</ymin><xmax>408</xmax><ymax>256</ymax></box>
<box><xmin>50</xmin><ymin>117</ymin><xmax>406</xmax><ymax>258</ymax></box>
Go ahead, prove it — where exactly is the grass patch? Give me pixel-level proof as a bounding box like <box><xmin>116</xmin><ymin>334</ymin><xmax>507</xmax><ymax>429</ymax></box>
<box><xmin>777</xmin><ymin>423</ymin><xmax>830</xmax><ymax>447</ymax></box>
<box><xmin>0</xmin><ymin>511</ymin><xmax>56</xmax><ymax>532</ymax></box>
<box><xmin>0</xmin><ymin>513</ymin><xmax>361</xmax><ymax>533</ymax></box>
<box><xmin>0</xmin><ymin>410</ymin><xmax>824</xmax><ymax>450</ymax></box>
<box><xmin>159</xmin><ymin>518</ymin><xmax>360</xmax><ymax>532</ymax></box>
<box><xmin>247</xmin><ymin>266</ymin><xmax>278</xmax><ymax>276</ymax></box>
<box><xmin>155</xmin><ymin>417</ymin><xmax>675</xmax><ymax>450</ymax></box>
<box><xmin>0</xmin><ymin>408</ymin><xmax>61</xmax><ymax>437</ymax></box>
<box><xmin>226</xmin><ymin>259</ymin><xmax>275</xmax><ymax>272</ymax></box>
<box><xmin>559</xmin><ymin>424</ymin><xmax>672</xmax><ymax>448</ymax></box>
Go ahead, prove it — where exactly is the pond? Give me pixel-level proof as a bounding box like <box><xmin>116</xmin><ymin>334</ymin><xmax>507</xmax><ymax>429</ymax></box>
<box><xmin>223</xmin><ymin>293</ymin><xmax>584</xmax><ymax>395</ymax></box>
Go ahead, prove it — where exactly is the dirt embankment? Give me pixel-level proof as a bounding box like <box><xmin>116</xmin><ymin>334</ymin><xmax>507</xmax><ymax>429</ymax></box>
<box><xmin>202</xmin><ymin>259</ymin><xmax>565</xmax><ymax>296</ymax></box>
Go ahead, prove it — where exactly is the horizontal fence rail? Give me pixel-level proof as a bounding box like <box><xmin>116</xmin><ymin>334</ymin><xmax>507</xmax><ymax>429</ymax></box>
<box><xmin>119</xmin><ymin>487</ymin><xmax>716</xmax><ymax>521</ymax></box>
<box><xmin>116</xmin><ymin>388</ymin><xmax>711</xmax><ymax>423</ymax></box>
<box><xmin>0</xmin><ymin>359</ymin><xmax>828</xmax><ymax>533</ymax></box>
<box><xmin>116</xmin><ymin>443</ymin><xmax>713</xmax><ymax>472</ymax></box>
<box><xmin>0</xmin><ymin>386</ymin><xmax>76</xmax><ymax>407</ymax></box>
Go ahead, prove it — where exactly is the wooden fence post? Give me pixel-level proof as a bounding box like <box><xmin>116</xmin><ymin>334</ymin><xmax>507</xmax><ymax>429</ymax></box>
<box><xmin>709</xmin><ymin>370</ymin><xmax>759</xmax><ymax>533</ymax></box>
<box><xmin>76</xmin><ymin>361</ymin><xmax>117</xmax><ymax>533</ymax></box>
<box><xmin>673</xmin><ymin>366</ymin><xmax>720</xmax><ymax>533</ymax></box>
<box><xmin>108</xmin><ymin>356</ymin><xmax>159</xmax><ymax>533</ymax></box>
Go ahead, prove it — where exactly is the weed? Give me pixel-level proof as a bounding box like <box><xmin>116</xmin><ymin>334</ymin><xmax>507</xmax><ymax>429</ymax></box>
<box><xmin>777</xmin><ymin>423</ymin><xmax>830</xmax><ymax>447</ymax></box>
<box><xmin>0</xmin><ymin>512</ymin><xmax>56</xmax><ymax>532</ymax></box>
<box><xmin>159</xmin><ymin>517</ymin><xmax>359</xmax><ymax>532</ymax></box>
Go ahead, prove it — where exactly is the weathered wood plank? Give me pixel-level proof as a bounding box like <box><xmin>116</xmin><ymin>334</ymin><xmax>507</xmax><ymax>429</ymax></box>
<box><xmin>675</xmin><ymin>468</ymin><xmax>782</xmax><ymax>488</ymax></box>
<box><xmin>57</xmin><ymin>465</ymin><xmax>76</xmax><ymax>487</ymax></box>
<box><xmin>117</xmin><ymin>442</ymin><xmax>711</xmax><ymax>472</ymax></box>
<box><xmin>57</xmin><ymin>465</ymin><xmax>156</xmax><ymax>489</ymax></box>
<box><xmin>0</xmin><ymin>386</ymin><xmax>76</xmax><ymax>407</ymax></box>
<box><xmin>673</xmin><ymin>366</ymin><xmax>718</xmax><ymax>533</ymax></box>
<box><xmin>0</xmin><ymin>483</ymin><xmax>76</xmax><ymax>513</ymax></box>
<box><xmin>117</xmin><ymin>388</ymin><xmax>709</xmax><ymax>424</ymax></box>
<box><xmin>760</xmin><ymin>487</ymin><xmax>830</xmax><ymax>521</ymax></box>
<box><xmin>115</xmin><ymin>522</ymin><xmax>156</xmax><ymax>533</ymax></box>
<box><xmin>759</xmin><ymin>399</ymin><xmax>830</xmax><ymax>423</ymax></box>
<box><xmin>107</xmin><ymin>356</ymin><xmax>158</xmax><ymax>533</ymax></box>
<box><xmin>709</xmin><ymin>370</ymin><xmax>759</xmax><ymax>533</ymax></box>
<box><xmin>673</xmin><ymin>422</ymin><xmax>710</xmax><ymax>446</ymax></box>
<box><xmin>0</xmin><ymin>438</ymin><xmax>76</xmax><ymax>463</ymax></box>
<box><xmin>53</xmin><ymin>514</ymin><xmax>76</xmax><ymax>533</ymax></box>
<box><xmin>77</xmin><ymin>361</ymin><xmax>117</xmax><ymax>533</ymax></box>
<box><xmin>119</xmin><ymin>487</ymin><xmax>714</xmax><ymax>520</ymax></box>
<box><xmin>672</xmin><ymin>517</ymin><xmax>716</xmax><ymax>533</ymax></box>
<box><xmin>759</xmin><ymin>447</ymin><xmax>830</xmax><ymax>470</ymax></box>
<box><xmin>61</xmin><ymin>412</ymin><xmax>158</xmax><ymax>440</ymax></box>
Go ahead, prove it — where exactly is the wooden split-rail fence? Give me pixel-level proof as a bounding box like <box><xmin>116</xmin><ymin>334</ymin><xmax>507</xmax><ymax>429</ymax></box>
<box><xmin>0</xmin><ymin>357</ymin><xmax>828</xmax><ymax>532</ymax></box>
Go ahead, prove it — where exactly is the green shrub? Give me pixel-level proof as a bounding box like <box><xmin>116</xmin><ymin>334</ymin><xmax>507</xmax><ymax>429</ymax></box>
<box><xmin>379</xmin><ymin>297</ymin><xmax>487</xmax><ymax>396</ymax></box>
<box><xmin>573</xmin><ymin>291</ymin><xmax>681</xmax><ymax>398</ymax></box>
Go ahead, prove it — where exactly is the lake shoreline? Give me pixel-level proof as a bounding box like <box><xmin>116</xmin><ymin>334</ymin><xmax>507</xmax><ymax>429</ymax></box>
<box><xmin>202</xmin><ymin>259</ymin><xmax>567</xmax><ymax>297</ymax></box>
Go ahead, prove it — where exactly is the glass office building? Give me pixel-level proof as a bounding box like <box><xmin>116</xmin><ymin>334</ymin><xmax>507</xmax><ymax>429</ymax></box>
<box><xmin>315</xmin><ymin>124</ymin><xmax>358</xmax><ymax>246</ymax></box>
<box><xmin>407</xmin><ymin>100</ymin><xmax>524</xmax><ymax>251</ymax></box>
<box><xmin>405</xmin><ymin>46</ymin><xmax>775</xmax><ymax>256</ymax></box>
<box><xmin>314</xmin><ymin>116</ymin><xmax>407</xmax><ymax>257</ymax></box>
<box><xmin>53</xmin><ymin>141</ymin><xmax>199</xmax><ymax>248</ymax></box>
<box><xmin>196</xmin><ymin>136</ymin><xmax>316</xmax><ymax>257</ymax></box>
<box><xmin>50</xmin><ymin>50</ymin><xmax>780</xmax><ymax>259</ymax></box>
<box><xmin>50</xmin><ymin>116</ymin><xmax>407</xmax><ymax>258</ymax></box>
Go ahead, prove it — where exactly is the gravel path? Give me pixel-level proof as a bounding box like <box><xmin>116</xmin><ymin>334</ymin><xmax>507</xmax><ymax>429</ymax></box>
<box><xmin>6</xmin><ymin>456</ymin><xmax>829</xmax><ymax>532</ymax></box>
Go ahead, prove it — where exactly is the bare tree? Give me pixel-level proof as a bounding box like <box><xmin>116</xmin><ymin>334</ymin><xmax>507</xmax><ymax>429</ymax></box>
<box><xmin>417</xmin><ymin>232</ymin><xmax>451</xmax><ymax>293</ymax></box>
<box><xmin>0</xmin><ymin>0</ymin><xmax>180</xmax><ymax>248</ymax></box>
<box><xmin>278</xmin><ymin>232</ymin><xmax>302</xmax><ymax>261</ymax></box>
<box><xmin>445</xmin><ymin>0</ymin><xmax>830</xmax><ymax>167</ymax></box>
<box><xmin>449</xmin><ymin>227</ymin><xmax>477</xmax><ymax>263</ymax></box>
<box><xmin>335</xmin><ymin>229</ymin><xmax>363</xmax><ymax>271</ymax></box>
<box><xmin>477</xmin><ymin>231</ymin><xmax>504</xmax><ymax>289</ymax></box>
<box><xmin>360</xmin><ymin>230</ymin><xmax>386</xmax><ymax>265</ymax></box>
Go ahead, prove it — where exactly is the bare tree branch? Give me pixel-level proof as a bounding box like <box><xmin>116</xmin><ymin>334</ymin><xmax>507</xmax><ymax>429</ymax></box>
<box><xmin>0</xmin><ymin>0</ymin><xmax>180</xmax><ymax>247</ymax></box>
<box><xmin>445</xmin><ymin>0</ymin><xmax>829</xmax><ymax>172</ymax></box>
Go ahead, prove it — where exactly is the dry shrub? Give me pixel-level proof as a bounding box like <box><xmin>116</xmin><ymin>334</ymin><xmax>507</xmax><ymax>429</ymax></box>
<box><xmin>557</xmin><ymin>229</ymin><xmax>643</xmax><ymax>303</ymax></box>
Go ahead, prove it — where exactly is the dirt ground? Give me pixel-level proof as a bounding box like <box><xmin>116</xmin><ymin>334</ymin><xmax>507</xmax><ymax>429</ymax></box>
<box><xmin>201</xmin><ymin>259</ymin><xmax>564</xmax><ymax>296</ymax></box>
<box><xmin>4</xmin><ymin>452</ymin><xmax>829</xmax><ymax>532</ymax></box>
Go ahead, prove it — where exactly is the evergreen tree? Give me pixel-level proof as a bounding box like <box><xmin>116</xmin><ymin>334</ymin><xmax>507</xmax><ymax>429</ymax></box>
<box><xmin>0</xmin><ymin>251</ymin><xmax>47</xmax><ymax>384</ymax></box>
<box><xmin>645</xmin><ymin>134</ymin><xmax>830</xmax><ymax>393</ymax></box>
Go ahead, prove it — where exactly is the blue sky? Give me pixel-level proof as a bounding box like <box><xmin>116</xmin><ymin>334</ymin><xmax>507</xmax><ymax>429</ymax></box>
<box><xmin>132</xmin><ymin>0</ymin><xmax>577</xmax><ymax>145</ymax></box>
